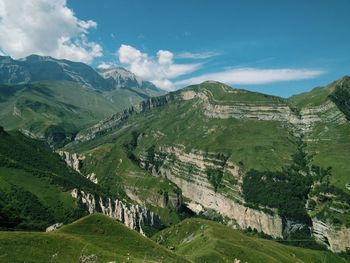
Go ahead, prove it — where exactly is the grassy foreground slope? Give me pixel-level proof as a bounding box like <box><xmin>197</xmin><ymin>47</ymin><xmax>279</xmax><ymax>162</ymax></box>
<box><xmin>152</xmin><ymin>218</ymin><xmax>347</xmax><ymax>263</ymax></box>
<box><xmin>0</xmin><ymin>214</ymin><xmax>188</xmax><ymax>263</ymax></box>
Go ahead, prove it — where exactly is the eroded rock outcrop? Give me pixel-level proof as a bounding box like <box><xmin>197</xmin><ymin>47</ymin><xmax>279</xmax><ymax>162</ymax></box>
<box><xmin>58</xmin><ymin>151</ymin><xmax>85</xmax><ymax>173</ymax></box>
<box><xmin>58</xmin><ymin>151</ymin><xmax>98</xmax><ymax>184</ymax></box>
<box><xmin>312</xmin><ymin>218</ymin><xmax>350</xmax><ymax>253</ymax></box>
<box><xmin>71</xmin><ymin>189</ymin><xmax>161</xmax><ymax>235</ymax></box>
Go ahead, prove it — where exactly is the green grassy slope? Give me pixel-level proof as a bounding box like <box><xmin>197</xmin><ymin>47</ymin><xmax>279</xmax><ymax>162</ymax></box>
<box><xmin>290</xmin><ymin>77</ymin><xmax>350</xmax><ymax>192</ymax></box>
<box><xmin>290</xmin><ymin>76</ymin><xmax>350</xmax><ymax>110</ymax></box>
<box><xmin>0</xmin><ymin>128</ymin><xmax>102</xmax><ymax>230</ymax></box>
<box><xmin>187</xmin><ymin>81</ymin><xmax>287</xmax><ymax>105</ymax></box>
<box><xmin>0</xmin><ymin>213</ymin><xmax>188</xmax><ymax>263</ymax></box>
<box><xmin>152</xmin><ymin>218</ymin><xmax>347</xmax><ymax>263</ymax></box>
<box><xmin>67</xmin><ymin>79</ymin><xmax>350</xmax><ymax>231</ymax></box>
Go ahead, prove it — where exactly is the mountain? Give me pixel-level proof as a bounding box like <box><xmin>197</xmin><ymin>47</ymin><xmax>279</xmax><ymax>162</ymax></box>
<box><xmin>98</xmin><ymin>67</ymin><xmax>165</xmax><ymax>96</ymax></box>
<box><xmin>65</xmin><ymin>78</ymin><xmax>350</xmax><ymax>253</ymax></box>
<box><xmin>0</xmin><ymin>55</ymin><xmax>165</xmax><ymax>95</ymax></box>
<box><xmin>0</xmin><ymin>213</ymin><xmax>188</xmax><ymax>263</ymax></box>
<box><xmin>0</xmin><ymin>55</ymin><xmax>166</xmax><ymax>146</ymax></box>
<box><xmin>0</xmin><ymin>55</ymin><xmax>114</xmax><ymax>90</ymax></box>
<box><xmin>152</xmin><ymin>218</ymin><xmax>346</xmax><ymax>263</ymax></box>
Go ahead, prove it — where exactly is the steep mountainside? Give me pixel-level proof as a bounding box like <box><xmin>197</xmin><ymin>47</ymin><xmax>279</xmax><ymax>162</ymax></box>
<box><xmin>0</xmin><ymin>214</ymin><xmax>188</xmax><ymax>263</ymax></box>
<box><xmin>66</xmin><ymin>78</ymin><xmax>350</xmax><ymax>253</ymax></box>
<box><xmin>152</xmin><ymin>218</ymin><xmax>346</xmax><ymax>263</ymax></box>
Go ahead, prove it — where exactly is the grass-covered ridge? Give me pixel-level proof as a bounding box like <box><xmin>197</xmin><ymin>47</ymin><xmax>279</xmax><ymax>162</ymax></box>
<box><xmin>185</xmin><ymin>81</ymin><xmax>287</xmax><ymax>105</ymax></box>
<box><xmin>152</xmin><ymin>218</ymin><xmax>346</xmax><ymax>263</ymax></box>
<box><xmin>0</xmin><ymin>213</ymin><xmax>188</xmax><ymax>263</ymax></box>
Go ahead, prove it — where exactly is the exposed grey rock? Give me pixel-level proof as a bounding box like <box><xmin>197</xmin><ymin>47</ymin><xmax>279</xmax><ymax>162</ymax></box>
<box><xmin>58</xmin><ymin>151</ymin><xmax>99</xmax><ymax>184</ymax></box>
<box><xmin>98</xmin><ymin>67</ymin><xmax>161</xmax><ymax>94</ymax></box>
<box><xmin>71</xmin><ymin>189</ymin><xmax>161</xmax><ymax>236</ymax></box>
<box><xmin>283</xmin><ymin>220</ymin><xmax>310</xmax><ymax>236</ymax></box>
<box><xmin>45</xmin><ymin>223</ymin><xmax>63</xmax><ymax>232</ymax></box>
<box><xmin>312</xmin><ymin>218</ymin><xmax>350</xmax><ymax>253</ymax></box>
<box><xmin>57</xmin><ymin>151</ymin><xmax>85</xmax><ymax>173</ymax></box>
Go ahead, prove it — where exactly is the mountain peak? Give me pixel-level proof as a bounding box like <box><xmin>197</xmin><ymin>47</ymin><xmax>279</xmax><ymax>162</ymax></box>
<box><xmin>98</xmin><ymin>67</ymin><xmax>163</xmax><ymax>94</ymax></box>
<box><xmin>21</xmin><ymin>54</ymin><xmax>54</xmax><ymax>62</ymax></box>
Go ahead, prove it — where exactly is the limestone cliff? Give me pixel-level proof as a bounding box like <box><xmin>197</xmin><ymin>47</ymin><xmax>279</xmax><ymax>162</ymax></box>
<box><xmin>71</xmin><ymin>189</ymin><xmax>161</xmax><ymax>236</ymax></box>
<box><xmin>181</xmin><ymin>89</ymin><xmax>347</xmax><ymax>135</ymax></box>
<box><xmin>312</xmin><ymin>218</ymin><xmax>350</xmax><ymax>253</ymax></box>
<box><xmin>58</xmin><ymin>151</ymin><xmax>84</xmax><ymax>173</ymax></box>
<box><xmin>58</xmin><ymin>151</ymin><xmax>98</xmax><ymax>184</ymax></box>
<box><xmin>141</xmin><ymin>145</ymin><xmax>283</xmax><ymax>238</ymax></box>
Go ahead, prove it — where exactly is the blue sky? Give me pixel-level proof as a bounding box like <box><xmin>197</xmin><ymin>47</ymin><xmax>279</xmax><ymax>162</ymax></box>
<box><xmin>1</xmin><ymin>0</ymin><xmax>349</xmax><ymax>96</ymax></box>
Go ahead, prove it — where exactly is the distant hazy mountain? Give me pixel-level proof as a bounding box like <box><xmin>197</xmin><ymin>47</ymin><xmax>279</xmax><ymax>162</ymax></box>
<box><xmin>98</xmin><ymin>67</ymin><xmax>165</xmax><ymax>96</ymax></box>
<box><xmin>0</xmin><ymin>55</ymin><xmax>164</xmax><ymax>95</ymax></box>
<box><xmin>0</xmin><ymin>54</ymin><xmax>166</xmax><ymax>145</ymax></box>
<box><xmin>0</xmin><ymin>55</ymin><xmax>115</xmax><ymax>90</ymax></box>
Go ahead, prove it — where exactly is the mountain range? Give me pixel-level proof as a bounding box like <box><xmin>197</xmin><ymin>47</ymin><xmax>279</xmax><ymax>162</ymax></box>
<box><xmin>0</xmin><ymin>54</ymin><xmax>349</xmax><ymax>262</ymax></box>
<box><xmin>0</xmin><ymin>55</ymin><xmax>164</xmax><ymax>146</ymax></box>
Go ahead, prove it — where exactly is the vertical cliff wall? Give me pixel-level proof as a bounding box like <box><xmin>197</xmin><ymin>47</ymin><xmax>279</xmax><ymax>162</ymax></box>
<box><xmin>71</xmin><ymin>189</ymin><xmax>161</xmax><ymax>236</ymax></box>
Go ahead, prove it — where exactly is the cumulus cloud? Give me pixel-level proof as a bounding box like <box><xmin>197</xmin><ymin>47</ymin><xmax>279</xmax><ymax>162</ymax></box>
<box><xmin>177</xmin><ymin>51</ymin><xmax>220</xmax><ymax>59</ymax></box>
<box><xmin>0</xmin><ymin>0</ymin><xmax>102</xmax><ymax>63</ymax></box>
<box><xmin>117</xmin><ymin>44</ymin><xmax>201</xmax><ymax>90</ymax></box>
<box><xmin>176</xmin><ymin>68</ymin><xmax>325</xmax><ymax>87</ymax></box>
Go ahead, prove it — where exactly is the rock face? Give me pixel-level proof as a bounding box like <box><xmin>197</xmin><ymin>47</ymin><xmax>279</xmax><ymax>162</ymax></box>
<box><xmin>181</xmin><ymin>89</ymin><xmax>347</xmax><ymax>135</ymax></box>
<box><xmin>312</xmin><ymin>218</ymin><xmax>350</xmax><ymax>253</ymax></box>
<box><xmin>141</xmin><ymin>145</ymin><xmax>283</xmax><ymax>238</ymax></box>
<box><xmin>58</xmin><ymin>151</ymin><xmax>84</xmax><ymax>173</ymax></box>
<box><xmin>58</xmin><ymin>151</ymin><xmax>98</xmax><ymax>184</ymax></box>
<box><xmin>71</xmin><ymin>189</ymin><xmax>161</xmax><ymax>235</ymax></box>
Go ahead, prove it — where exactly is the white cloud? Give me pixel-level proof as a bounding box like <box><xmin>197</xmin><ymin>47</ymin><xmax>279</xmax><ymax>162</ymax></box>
<box><xmin>0</xmin><ymin>0</ymin><xmax>102</xmax><ymax>63</ymax></box>
<box><xmin>176</xmin><ymin>68</ymin><xmax>325</xmax><ymax>87</ymax></box>
<box><xmin>177</xmin><ymin>51</ymin><xmax>220</xmax><ymax>59</ymax></box>
<box><xmin>97</xmin><ymin>62</ymin><xmax>114</xmax><ymax>70</ymax></box>
<box><xmin>117</xmin><ymin>44</ymin><xmax>201</xmax><ymax>90</ymax></box>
